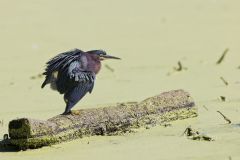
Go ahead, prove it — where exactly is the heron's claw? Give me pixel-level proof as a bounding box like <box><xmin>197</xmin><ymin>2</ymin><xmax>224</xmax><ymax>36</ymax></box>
<box><xmin>61</xmin><ymin>111</ymin><xmax>71</xmax><ymax>115</ymax></box>
<box><xmin>61</xmin><ymin>110</ymin><xmax>80</xmax><ymax>115</ymax></box>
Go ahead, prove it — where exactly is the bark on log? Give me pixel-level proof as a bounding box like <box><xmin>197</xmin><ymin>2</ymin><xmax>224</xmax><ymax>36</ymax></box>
<box><xmin>1</xmin><ymin>89</ymin><xmax>197</xmax><ymax>150</ymax></box>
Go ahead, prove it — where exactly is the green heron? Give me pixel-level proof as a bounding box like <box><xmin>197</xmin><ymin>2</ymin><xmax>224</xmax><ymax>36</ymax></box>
<box><xmin>41</xmin><ymin>49</ymin><xmax>120</xmax><ymax>114</ymax></box>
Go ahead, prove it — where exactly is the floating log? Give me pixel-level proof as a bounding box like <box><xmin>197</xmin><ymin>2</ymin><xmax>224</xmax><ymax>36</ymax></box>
<box><xmin>0</xmin><ymin>90</ymin><xmax>197</xmax><ymax>150</ymax></box>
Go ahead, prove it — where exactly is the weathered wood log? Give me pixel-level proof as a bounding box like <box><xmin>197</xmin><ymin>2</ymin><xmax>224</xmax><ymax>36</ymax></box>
<box><xmin>1</xmin><ymin>90</ymin><xmax>197</xmax><ymax>150</ymax></box>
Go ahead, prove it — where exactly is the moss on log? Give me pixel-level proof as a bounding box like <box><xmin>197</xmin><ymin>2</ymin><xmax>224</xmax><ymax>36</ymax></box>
<box><xmin>1</xmin><ymin>89</ymin><xmax>197</xmax><ymax>150</ymax></box>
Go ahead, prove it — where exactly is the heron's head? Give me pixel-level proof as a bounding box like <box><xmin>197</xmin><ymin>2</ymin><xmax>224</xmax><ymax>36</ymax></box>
<box><xmin>87</xmin><ymin>50</ymin><xmax>121</xmax><ymax>61</ymax></box>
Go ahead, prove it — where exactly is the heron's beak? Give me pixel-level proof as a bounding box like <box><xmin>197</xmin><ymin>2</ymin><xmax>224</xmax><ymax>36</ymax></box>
<box><xmin>100</xmin><ymin>54</ymin><xmax>121</xmax><ymax>60</ymax></box>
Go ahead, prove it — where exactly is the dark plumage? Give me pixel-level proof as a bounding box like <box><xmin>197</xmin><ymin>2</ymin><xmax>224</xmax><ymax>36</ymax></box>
<box><xmin>42</xmin><ymin>48</ymin><xmax>120</xmax><ymax>114</ymax></box>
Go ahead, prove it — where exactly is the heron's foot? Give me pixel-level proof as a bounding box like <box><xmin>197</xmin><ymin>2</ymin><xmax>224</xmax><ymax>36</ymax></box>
<box><xmin>61</xmin><ymin>110</ymin><xmax>71</xmax><ymax>115</ymax></box>
<box><xmin>70</xmin><ymin>110</ymin><xmax>81</xmax><ymax>115</ymax></box>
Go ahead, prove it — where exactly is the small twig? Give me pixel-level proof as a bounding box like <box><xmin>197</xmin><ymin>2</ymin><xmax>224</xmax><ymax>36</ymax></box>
<box><xmin>167</xmin><ymin>61</ymin><xmax>187</xmax><ymax>76</ymax></box>
<box><xmin>220</xmin><ymin>77</ymin><xmax>229</xmax><ymax>86</ymax></box>
<box><xmin>216</xmin><ymin>48</ymin><xmax>229</xmax><ymax>64</ymax></box>
<box><xmin>174</xmin><ymin>61</ymin><xmax>187</xmax><ymax>71</ymax></box>
<box><xmin>217</xmin><ymin>111</ymin><xmax>231</xmax><ymax>124</ymax></box>
<box><xmin>174</xmin><ymin>61</ymin><xmax>182</xmax><ymax>71</ymax></box>
<box><xmin>104</xmin><ymin>64</ymin><xmax>114</xmax><ymax>72</ymax></box>
<box><xmin>174</xmin><ymin>61</ymin><xmax>183</xmax><ymax>71</ymax></box>
<box><xmin>202</xmin><ymin>105</ymin><xmax>208</xmax><ymax>111</ymax></box>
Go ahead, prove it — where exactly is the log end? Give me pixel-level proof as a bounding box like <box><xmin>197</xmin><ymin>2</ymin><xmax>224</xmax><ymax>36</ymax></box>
<box><xmin>9</xmin><ymin>118</ymin><xmax>31</xmax><ymax>139</ymax></box>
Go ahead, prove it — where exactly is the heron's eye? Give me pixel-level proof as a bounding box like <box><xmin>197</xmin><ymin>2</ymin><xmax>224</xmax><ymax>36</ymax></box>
<box><xmin>101</xmin><ymin>51</ymin><xmax>106</xmax><ymax>55</ymax></box>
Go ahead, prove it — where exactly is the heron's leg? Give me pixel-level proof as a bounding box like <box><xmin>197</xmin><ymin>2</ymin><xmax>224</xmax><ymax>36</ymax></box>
<box><xmin>61</xmin><ymin>97</ymin><xmax>75</xmax><ymax>115</ymax></box>
<box><xmin>62</xmin><ymin>93</ymin><xmax>82</xmax><ymax>115</ymax></box>
<box><xmin>62</xmin><ymin>103</ymin><xmax>74</xmax><ymax>115</ymax></box>
<box><xmin>62</xmin><ymin>85</ymin><xmax>89</xmax><ymax>115</ymax></box>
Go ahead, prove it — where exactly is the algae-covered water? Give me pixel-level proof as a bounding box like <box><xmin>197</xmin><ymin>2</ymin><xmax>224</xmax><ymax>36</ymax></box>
<box><xmin>1</xmin><ymin>0</ymin><xmax>240</xmax><ymax>159</ymax></box>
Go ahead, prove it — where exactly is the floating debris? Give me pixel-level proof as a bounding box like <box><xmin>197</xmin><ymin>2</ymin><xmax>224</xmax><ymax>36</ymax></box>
<box><xmin>174</xmin><ymin>61</ymin><xmax>187</xmax><ymax>71</ymax></box>
<box><xmin>220</xmin><ymin>96</ymin><xmax>226</xmax><ymax>102</ymax></box>
<box><xmin>216</xmin><ymin>48</ymin><xmax>229</xmax><ymax>64</ymax></box>
<box><xmin>217</xmin><ymin>111</ymin><xmax>231</xmax><ymax>124</ymax></box>
<box><xmin>167</xmin><ymin>61</ymin><xmax>188</xmax><ymax>75</ymax></box>
<box><xmin>220</xmin><ymin>77</ymin><xmax>229</xmax><ymax>86</ymax></box>
<box><xmin>182</xmin><ymin>126</ymin><xmax>214</xmax><ymax>141</ymax></box>
<box><xmin>104</xmin><ymin>64</ymin><xmax>114</xmax><ymax>72</ymax></box>
<box><xmin>30</xmin><ymin>73</ymin><xmax>43</xmax><ymax>80</ymax></box>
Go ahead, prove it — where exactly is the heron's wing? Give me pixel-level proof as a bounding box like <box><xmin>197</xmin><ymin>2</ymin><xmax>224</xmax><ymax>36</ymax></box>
<box><xmin>41</xmin><ymin>49</ymin><xmax>83</xmax><ymax>89</ymax></box>
<box><xmin>63</xmin><ymin>70</ymin><xmax>95</xmax><ymax>109</ymax></box>
<box><xmin>57</xmin><ymin>60</ymin><xmax>95</xmax><ymax>94</ymax></box>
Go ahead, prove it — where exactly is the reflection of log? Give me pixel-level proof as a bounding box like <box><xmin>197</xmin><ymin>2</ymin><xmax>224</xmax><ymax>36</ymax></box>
<box><xmin>1</xmin><ymin>90</ymin><xmax>197</xmax><ymax>150</ymax></box>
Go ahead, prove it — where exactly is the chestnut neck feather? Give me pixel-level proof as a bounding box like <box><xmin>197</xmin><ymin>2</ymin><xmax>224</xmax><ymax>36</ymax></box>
<box><xmin>84</xmin><ymin>53</ymin><xmax>101</xmax><ymax>74</ymax></box>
